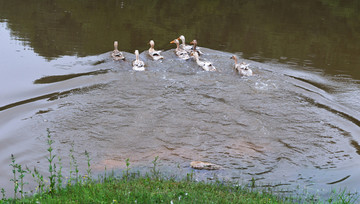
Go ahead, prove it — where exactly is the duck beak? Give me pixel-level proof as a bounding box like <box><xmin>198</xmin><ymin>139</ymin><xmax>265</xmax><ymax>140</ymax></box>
<box><xmin>170</xmin><ymin>40</ymin><xmax>175</xmax><ymax>44</ymax></box>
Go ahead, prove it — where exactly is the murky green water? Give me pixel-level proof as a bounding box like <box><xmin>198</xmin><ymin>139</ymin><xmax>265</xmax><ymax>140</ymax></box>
<box><xmin>0</xmin><ymin>0</ymin><xmax>360</xmax><ymax>199</ymax></box>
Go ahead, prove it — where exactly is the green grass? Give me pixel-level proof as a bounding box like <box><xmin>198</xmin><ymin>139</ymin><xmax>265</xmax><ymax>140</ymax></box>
<box><xmin>0</xmin><ymin>130</ymin><xmax>359</xmax><ymax>203</ymax></box>
<box><xmin>3</xmin><ymin>175</ymin><xmax>289</xmax><ymax>204</ymax></box>
<box><xmin>2</xmin><ymin>174</ymin><xmax>359</xmax><ymax>204</ymax></box>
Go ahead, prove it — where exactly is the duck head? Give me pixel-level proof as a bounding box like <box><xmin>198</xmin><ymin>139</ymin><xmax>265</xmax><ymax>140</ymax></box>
<box><xmin>170</xmin><ymin>39</ymin><xmax>180</xmax><ymax>47</ymax></box>
<box><xmin>189</xmin><ymin>40</ymin><xmax>197</xmax><ymax>51</ymax></box>
<box><xmin>149</xmin><ymin>40</ymin><xmax>155</xmax><ymax>48</ymax></box>
<box><xmin>178</xmin><ymin>35</ymin><xmax>186</xmax><ymax>43</ymax></box>
<box><xmin>190</xmin><ymin>39</ymin><xmax>198</xmax><ymax>46</ymax></box>
<box><xmin>230</xmin><ymin>55</ymin><xmax>238</xmax><ymax>64</ymax></box>
<box><xmin>170</xmin><ymin>39</ymin><xmax>179</xmax><ymax>44</ymax></box>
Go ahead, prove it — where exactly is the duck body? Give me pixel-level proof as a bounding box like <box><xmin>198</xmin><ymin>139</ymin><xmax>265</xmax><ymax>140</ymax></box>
<box><xmin>132</xmin><ymin>50</ymin><xmax>145</xmax><ymax>71</ymax></box>
<box><xmin>189</xmin><ymin>39</ymin><xmax>203</xmax><ymax>56</ymax></box>
<box><xmin>192</xmin><ymin>52</ymin><xmax>216</xmax><ymax>72</ymax></box>
<box><xmin>148</xmin><ymin>40</ymin><xmax>164</xmax><ymax>60</ymax></box>
<box><xmin>170</xmin><ymin>39</ymin><xmax>190</xmax><ymax>60</ymax></box>
<box><xmin>179</xmin><ymin>35</ymin><xmax>203</xmax><ymax>55</ymax></box>
<box><xmin>237</xmin><ymin>63</ymin><xmax>253</xmax><ymax>76</ymax></box>
<box><xmin>178</xmin><ymin>35</ymin><xmax>193</xmax><ymax>51</ymax></box>
<box><xmin>111</xmin><ymin>41</ymin><xmax>125</xmax><ymax>61</ymax></box>
<box><xmin>231</xmin><ymin>55</ymin><xmax>253</xmax><ymax>76</ymax></box>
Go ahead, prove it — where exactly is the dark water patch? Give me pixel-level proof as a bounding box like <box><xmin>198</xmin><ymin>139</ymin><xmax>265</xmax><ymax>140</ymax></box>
<box><xmin>299</xmin><ymin>94</ymin><xmax>360</xmax><ymax>128</ymax></box>
<box><xmin>253</xmin><ymin>168</ymin><xmax>274</xmax><ymax>176</ymax></box>
<box><xmin>278</xmin><ymin>139</ymin><xmax>303</xmax><ymax>154</ymax></box>
<box><xmin>200</xmin><ymin>94</ymin><xmax>227</xmax><ymax>104</ymax></box>
<box><xmin>0</xmin><ymin>84</ymin><xmax>106</xmax><ymax>112</ymax></box>
<box><xmin>327</xmin><ymin>175</ymin><xmax>351</xmax><ymax>185</ymax></box>
<box><xmin>288</xmin><ymin>75</ymin><xmax>335</xmax><ymax>93</ymax></box>
<box><xmin>350</xmin><ymin>140</ymin><xmax>360</xmax><ymax>155</ymax></box>
<box><xmin>276</xmin><ymin>157</ymin><xmax>291</xmax><ymax>162</ymax></box>
<box><xmin>262</xmin><ymin>183</ymin><xmax>291</xmax><ymax>188</ymax></box>
<box><xmin>35</xmin><ymin>109</ymin><xmax>53</xmax><ymax>115</ymax></box>
<box><xmin>34</xmin><ymin>69</ymin><xmax>109</xmax><ymax>84</ymax></box>
<box><xmin>92</xmin><ymin>59</ymin><xmax>106</xmax><ymax>66</ymax></box>
<box><xmin>0</xmin><ymin>92</ymin><xmax>61</xmax><ymax>112</ymax></box>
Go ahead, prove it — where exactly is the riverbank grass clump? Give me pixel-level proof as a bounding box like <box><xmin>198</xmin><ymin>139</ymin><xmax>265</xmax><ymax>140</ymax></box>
<box><xmin>12</xmin><ymin>175</ymin><xmax>288</xmax><ymax>203</ymax></box>
<box><xmin>0</xmin><ymin>130</ymin><xmax>359</xmax><ymax>203</ymax></box>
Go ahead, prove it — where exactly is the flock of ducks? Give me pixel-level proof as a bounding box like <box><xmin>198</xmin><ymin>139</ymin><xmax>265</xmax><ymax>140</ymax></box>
<box><xmin>111</xmin><ymin>35</ymin><xmax>253</xmax><ymax>76</ymax></box>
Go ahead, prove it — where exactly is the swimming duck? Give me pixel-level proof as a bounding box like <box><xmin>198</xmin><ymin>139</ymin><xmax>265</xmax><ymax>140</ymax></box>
<box><xmin>178</xmin><ymin>35</ymin><xmax>193</xmax><ymax>51</ymax></box>
<box><xmin>111</xmin><ymin>41</ymin><xmax>125</xmax><ymax>61</ymax></box>
<box><xmin>230</xmin><ymin>55</ymin><xmax>253</xmax><ymax>76</ymax></box>
<box><xmin>148</xmin><ymin>40</ymin><xmax>164</xmax><ymax>60</ymax></box>
<box><xmin>191</xmin><ymin>52</ymin><xmax>216</xmax><ymax>72</ymax></box>
<box><xmin>170</xmin><ymin>39</ymin><xmax>190</xmax><ymax>60</ymax></box>
<box><xmin>132</xmin><ymin>50</ymin><xmax>145</xmax><ymax>71</ymax></box>
<box><xmin>189</xmin><ymin>39</ymin><xmax>203</xmax><ymax>56</ymax></box>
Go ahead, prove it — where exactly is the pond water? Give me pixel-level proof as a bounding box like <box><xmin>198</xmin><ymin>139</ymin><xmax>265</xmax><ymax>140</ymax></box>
<box><xmin>1</xmin><ymin>0</ymin><xmax>360</xmax><ymax>199</ymax></box>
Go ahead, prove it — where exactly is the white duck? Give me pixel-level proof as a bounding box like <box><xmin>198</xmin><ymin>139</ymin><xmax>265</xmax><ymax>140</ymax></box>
<box><xmin>170</xmin><ymin>39</ymin><xmax>190</xmax><ymax>60</ymax></box>
<box><xmin>148</xmin><ymin>40</ymin><xmax>164</xmax><ymax>60</ymax></box>
<box><xmin>111</xmin><ymin>41</ymin><xmax>125</xmax><ymax>61</ymax></box>
<box><xmin>178</xmin><ymin>35</ymin><xmax>193</xmax><ymax>51</ymax></box>
<box><xmin>230</xmin><ymin>55</ymin><xmax>253</xmax><ymax>76</ymax></box>
<box><xmin>132</xmin><ymin>50</ymin><xmax>145</xmax><ymax>71</ymax></box>
<box><xmin>191</xmin><ymin>52</ymin><xmax>216</xmax><ymax>72</ymax></box>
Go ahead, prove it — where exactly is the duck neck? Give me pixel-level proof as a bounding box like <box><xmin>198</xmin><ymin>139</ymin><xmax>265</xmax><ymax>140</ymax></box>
<box><xmin>181</xmin><ymin>37</ymin><xmax>186</xmax><ymax>47</ymax></box>
<box><xmin>192</xmin><ymin>43</ymin><xmax>197</xmax><ymax>51</ymax></box>
<box><xmin>234</xmin><ymin>56</ymin><xmax>238</xmax><ymax>64</ymax></box>
<box><xmin>149</xmin><ymin>43</ymin><xmax>155</xmax><ymax>52</ymax></box>
<box><xmin>175</xmin><ymin>42</ymin><xmax>180</xmax><ymax>51</ymax></box>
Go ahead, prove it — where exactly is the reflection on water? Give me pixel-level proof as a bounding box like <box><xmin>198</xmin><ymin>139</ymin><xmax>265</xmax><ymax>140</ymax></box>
<box><xmin>0</xmin><ymin>0</ymin><xmax>360</xmax><ymax>78</ymax></box>
<box><xmin>0</xmin><ymin>0</ymin><xmax>360</xmax><ymax>200</ymax></box>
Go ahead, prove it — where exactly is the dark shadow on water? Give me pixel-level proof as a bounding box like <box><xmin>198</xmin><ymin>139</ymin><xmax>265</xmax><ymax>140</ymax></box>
<box><xmin>350</xmin><ymin>140</ymin><xmax>360</xmax><ymax>155</ymax></box>
<box><xmin>0</xmin><ymin>84</ymin><xmax>106</xmax><ymax>112</ymax></box>
<box><xmin>298</xmin><ymin>93</ymin><xmax>360</xmax><ymax>128</ymax></box>
<box><xmin>327</xmin><ymin>175</ymin><xmax>351</xmax><ymax>185</ymax></box>
<box><xmin>34</xmin><ymin>69</ymin><xmax>109</xmax><ymax>84</ymax></box>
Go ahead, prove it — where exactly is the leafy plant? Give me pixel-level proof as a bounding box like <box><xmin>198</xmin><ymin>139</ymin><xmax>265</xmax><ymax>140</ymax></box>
<box><xmin>1</xmin><ymin>188</ymin><xmax>5</xmax><ymax>200</ymax></box>
<box><xmin>56</xmin><ymin>156</ymin><xmax>63</xmax><ymax>191</ymax></box>
<box><xmin>85</xmin><ymin>150</ymin><xmax>92</xmax><ymax>183</ymax></box>
<box><xmin>46</xmin><ymin>128</ymin><xmax>57</xmax><ymax>194</ymax></box>
<box><xmin>16</xmin><ymin>163</ymin><xmax>27</xmax><ymax>199</ymax></box>
<box><xmin>9</xmin><ymin>154</ymin><xmax>19</xmax><ymax>199</ymax></box>
<box><xmin>151</xmin><ymin>156</ymin><xmax>160</xmax><ymax>180</ymax></box>
<box><xmin>69</xmin><ymin>142</ymin><xmax>79</xmax><ymax>184</ymax></box>
<box><xmin>251</xmin><ymin>177</ymin><xmax>256</xmax><ymax>188</ymax></box>
<box><xmin>124</xmin><ymin>158</ymin><xmax>130</xmax><ymax>180</ymax></box>
<box><xmin>26</xmin><ymin>166</ymin><xmax>45</xmax><ymax>195</ymax></box>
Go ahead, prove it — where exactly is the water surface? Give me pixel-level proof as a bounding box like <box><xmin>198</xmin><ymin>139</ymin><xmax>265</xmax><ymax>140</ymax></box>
<box><xmin>0</xmin><ymin>0</ymin><xmax>360</xmax><ymax>199</ymax></box>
